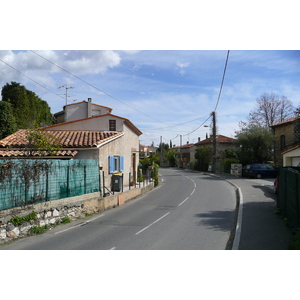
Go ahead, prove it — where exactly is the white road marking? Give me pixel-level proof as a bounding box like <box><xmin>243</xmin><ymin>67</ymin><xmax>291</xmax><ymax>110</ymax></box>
<box><xmin>135</xmin><ymin>212</ymin><xmax>170</xmax><ymax>235</ymax></box>
<box><xmin>110</xmin><ymin>247</ymin><xmax>116</xmax><ymax>250</ymax></box>
<box><xmin>178</xmin><ymin>197</ymin><xmax>189</xmax><ymax>207</ymax></box>
<box><xmin>190</xmin><ymin>188</ymin><xmax>195</xmax><ymax>196</ymax></box>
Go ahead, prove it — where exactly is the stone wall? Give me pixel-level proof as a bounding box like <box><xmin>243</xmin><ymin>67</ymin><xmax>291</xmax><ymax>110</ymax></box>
<box><xmin>0</xmin><ymin>182</ymin><xmax>154</xmax><ymax>244</ymax></box>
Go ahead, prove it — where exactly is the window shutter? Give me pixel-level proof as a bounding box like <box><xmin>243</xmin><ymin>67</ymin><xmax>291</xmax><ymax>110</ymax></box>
<box><xmin>120</xmin><ymin>156</ymin><xmax>124</xmax><ymax>172</ymax></box>
<box><xmin>109</xmin><ymin>156</ymin><xmax>115</xmax><ymax>173</ymax></box>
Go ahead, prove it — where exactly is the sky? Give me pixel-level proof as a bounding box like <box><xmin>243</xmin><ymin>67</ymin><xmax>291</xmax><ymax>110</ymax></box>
<box><xmin>1</xmin><ymin>50</ymin><xmax>299</xmax><ymax>147</ymax></box>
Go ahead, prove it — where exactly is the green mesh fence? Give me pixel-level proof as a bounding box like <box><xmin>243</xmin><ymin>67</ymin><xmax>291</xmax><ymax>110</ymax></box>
<box><xmin>0</xmin><ymin>159</ymin><xmax>101</xmax><ymax>211</ymax></box>
<box><xmin>277</xmin><ymin>167</ymin><xmax>300</xmax><ymax>228</ymax></box>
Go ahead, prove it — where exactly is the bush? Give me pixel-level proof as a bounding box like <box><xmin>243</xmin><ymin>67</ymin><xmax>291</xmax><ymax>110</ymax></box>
<box><xmin>152</xmin><ymin>163</ymin><xmax>159</xmax><ymax>186</ymax></box>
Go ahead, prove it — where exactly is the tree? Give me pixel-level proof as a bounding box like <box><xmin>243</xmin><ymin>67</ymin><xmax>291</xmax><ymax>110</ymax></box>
<box><xmin>167</xmin><ymin>149</ymin><xmax>178</xmax><ymax>167</ymax></box>
<box><xmin>1</xmin><ymin>82</ymin><xmax>54</xmax><ymax>129</ymax></box>
<box><xmin>25</xmin><ymin>128</ymin><xmax>61</xmax><ymax>156</ymax></box>
<box><xmin>235</xmin><ymin>124</ymin><xmax>275</xmax><ymax>165</ymax></box>
<box><xmin>248</xmin><ymin>93</ymin><xmax>295</xmax><ymax>127</ymax></box>
<box><xmin>194</xmin><ymin>146</ymin><xmax>212</xmax><ymax>171</ymax></box>
<box><xmin>0</xmin><ymin>101</ymin><xmax>17</xmax><ymax>139</ymax></box>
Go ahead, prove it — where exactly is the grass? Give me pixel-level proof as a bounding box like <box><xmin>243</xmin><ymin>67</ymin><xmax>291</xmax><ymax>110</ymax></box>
<box><xmin>28</xmin><ymin>225</ymin><xmax>50</xmax><ymax>235</ymax></box>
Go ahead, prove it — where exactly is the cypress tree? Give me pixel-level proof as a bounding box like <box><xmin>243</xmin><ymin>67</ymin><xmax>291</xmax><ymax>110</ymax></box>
<box><xmin>1</xmin><ymin>82</ymin><xmax>54</xmax><ymax>129</ymax></box>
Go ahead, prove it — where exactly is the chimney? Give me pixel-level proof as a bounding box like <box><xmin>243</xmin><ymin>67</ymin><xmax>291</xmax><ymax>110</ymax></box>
<box><xmin>198</xmin><ymin>137</ymin><xmax>201</xmax><ymax>143</ymax></box>
<box><xmin>87</xmin><ymin>98</ymin><xmax>92</xmax><ymax>118</ymax></box>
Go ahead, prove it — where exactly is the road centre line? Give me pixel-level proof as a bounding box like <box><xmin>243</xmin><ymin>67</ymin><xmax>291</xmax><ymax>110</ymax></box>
<box><xmin>190</xmin><ymin>188</ymin><xmax>195</xmax><ymax>196</ymax></box>
<box><xmin>178</xmin><ymin>197</ymin><xmax>189</xmax><ymax>206</ymax></box>
<box><xmin>135</xmin><ymin>212</ymin><xmax>170</xmax><ymax>235</ymax></box>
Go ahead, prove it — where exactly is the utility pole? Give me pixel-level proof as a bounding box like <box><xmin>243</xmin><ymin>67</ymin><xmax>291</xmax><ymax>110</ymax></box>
<box><xmin>160</xmin><ymin>136</ymin><xmax>163</xmax><ymax>167</ymax></box>
<box><xmin>211</xmin><ymin>111</ymin><xmax>217</xmax><ymax>173</ymax></box>
<box><xmin>180</xmin><ymin>135</ymin><xmax>182</xmax><ymax>168</ymax></box>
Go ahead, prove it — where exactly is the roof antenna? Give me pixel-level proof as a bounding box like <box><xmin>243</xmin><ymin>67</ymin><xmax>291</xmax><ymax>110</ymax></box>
<box><xmin>57</xmin><ymin>84</ymin><xmax>75</xmax><ymax>105</ymax></box>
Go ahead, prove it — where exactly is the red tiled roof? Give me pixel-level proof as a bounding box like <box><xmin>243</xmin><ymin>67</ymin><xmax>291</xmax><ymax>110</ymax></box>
<box><xmin>172</xmin><ymin>144</ymin><xmax>195</xmax><ymax>149</ymax></box>
<box><xmin>194</xmin><ymin>135</ymin><xmax>236</xmax><ymax>146</ymax></box>
<box><xmin>0</xmin><ymin>129</ymin><xmax>124</xmax><ymax>148</ymax></box>
<box><xmin>281</xmin><ymin>143</ymin><xmax>300</xmax><ymax>154</ymax></box>
<box><xmin>270</xmin><ymin>116</ymin><xmax>300</xmax><ymax>127</ymax></box>
<box><xmin>0</xmin><ymin>149</ymin><xmax>78</xmax><ymax>158</ymax></box>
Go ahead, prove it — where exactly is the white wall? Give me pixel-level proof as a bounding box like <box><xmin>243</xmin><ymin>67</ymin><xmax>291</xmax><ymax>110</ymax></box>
<box><xmin>64</xmin><ymin>102</ymin><xmax>112</xmax><ymax>123</ymax></box>
<box><xmin>283</xmin><ymin>148</ymin><xmax>300</xmax><ymax>166</ymax></box>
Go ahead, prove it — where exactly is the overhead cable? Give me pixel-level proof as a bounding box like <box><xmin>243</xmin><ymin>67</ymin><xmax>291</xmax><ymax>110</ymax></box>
<box><xmin>30</xmin><ymin>50</ymin><xmax>175</xmax><ymax>127</ymax></box>
<box><xmin>213</xmin><ymin>50</ymin><xmax>230</xmax><ymax>112</ymax></box>
<box><xmin>0</xmin><ymin>58</ymin><xmax>66</xmax><ymax>101</ymax></box>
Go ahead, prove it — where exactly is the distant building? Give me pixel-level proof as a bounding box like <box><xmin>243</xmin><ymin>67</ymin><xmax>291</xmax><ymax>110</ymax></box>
<box><xmin>270</xmin><ymin>116</ymin><xmax>300</xmax><ymax>167</ymax></box>
<box><xmin>172</xmin><ymin>143</ymin><xmax>195</xmax><ymax>168</ymax></box>
<box><xmin>139</xmin><ymin>144</ymin><xmax>158</xmax><ymax>157</ymax></box>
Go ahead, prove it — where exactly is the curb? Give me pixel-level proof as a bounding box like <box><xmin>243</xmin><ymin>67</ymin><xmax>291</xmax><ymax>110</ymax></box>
<box><xmin>205</xmin><ymin>173</ymin><xmax>243</xmax><ymax>250</ymax></box>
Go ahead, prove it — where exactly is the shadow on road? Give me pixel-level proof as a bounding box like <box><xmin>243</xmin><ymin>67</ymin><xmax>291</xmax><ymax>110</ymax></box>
<box><xmin>194</xmin><ymin>210</ymin><xmax>235</xmax><ymax>232</ymax></box>
<box><xmin>252</xmin><ymin>185</ymin><xmax>276</xmax><ymax>201</ymax></box>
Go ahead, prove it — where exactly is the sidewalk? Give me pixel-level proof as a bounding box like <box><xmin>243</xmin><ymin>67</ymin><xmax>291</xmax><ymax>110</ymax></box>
<box><xmin>216</xmin><ymin>173</ymin><xmax>294</xmax><ymax>250</ymax></box>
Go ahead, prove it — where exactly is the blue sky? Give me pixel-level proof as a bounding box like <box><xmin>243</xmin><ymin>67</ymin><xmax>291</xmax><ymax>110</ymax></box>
<box><xmin>1</xmin><ymin>50</ymin><xmax>299</xmax><ymax>147</ymax></box>
<box><xmin>1</xmin><ymin>1</ymin><xmax>299</xmax><ymax>147</ymax></box>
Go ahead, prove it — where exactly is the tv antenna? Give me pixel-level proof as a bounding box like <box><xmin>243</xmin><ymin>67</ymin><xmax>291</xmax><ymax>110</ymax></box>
<box><xmin>57</xmin><ymin>84</ymin><xmax>75</xmax><ymax>105</ymax></box>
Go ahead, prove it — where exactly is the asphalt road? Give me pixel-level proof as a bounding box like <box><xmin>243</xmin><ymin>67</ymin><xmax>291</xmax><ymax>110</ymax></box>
<box><xmin>1</xmin><ymin>168</ymin><xmax>237</xmax><ymax>250</ymax></box>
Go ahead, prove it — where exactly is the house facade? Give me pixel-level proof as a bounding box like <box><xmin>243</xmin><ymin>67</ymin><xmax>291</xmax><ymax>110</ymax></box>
<box><xmin>194</xmin><ymin>135</ymin><xmax>238</xmax><ymax>154</ymax></box>
<box><xmin>172</xmin><ymin>143</ymin><xmax>195</xmax><ymax>168</ymax></box>
<box><xmin>270</xmin><ymin>116</ymin><xmax>300</xmax><ymax>167</ymax></box>
<box><xmin>0</xmin><ymin>102</ymin><xmax>142</xmax><ymax>191</ymax></box>
<box><xmin>46</xmin><ymin>114</ymin><xmax>142</xmax><ymax>188</ymax></box>
<box><xmin>194</xmin><ymin>135</ymin><xmax>238</xmax><ymax>172</ymax></box>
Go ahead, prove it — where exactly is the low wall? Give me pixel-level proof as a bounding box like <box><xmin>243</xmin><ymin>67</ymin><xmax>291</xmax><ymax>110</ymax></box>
<box><xmin>0</xmin><ymin>182</ymin><xmax>154</xmax><ymax>244</ymax></box>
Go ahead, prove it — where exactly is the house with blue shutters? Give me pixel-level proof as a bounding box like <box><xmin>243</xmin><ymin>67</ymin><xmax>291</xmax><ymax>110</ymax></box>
<box><xmin>0</xmin><ymin>99</ymin><xmax>142</xmax><ymax>191</ymax></box>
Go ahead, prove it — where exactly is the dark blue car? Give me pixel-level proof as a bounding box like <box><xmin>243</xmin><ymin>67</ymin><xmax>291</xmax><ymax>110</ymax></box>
<box><xmin>242</xmin><ymin>163</ymin><xmax>278</xmax><ymax>179</ymax></box>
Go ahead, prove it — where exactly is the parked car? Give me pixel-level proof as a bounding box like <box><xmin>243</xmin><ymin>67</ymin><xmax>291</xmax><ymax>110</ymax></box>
<box><xmin>242</xmin><ymin>163</ymin><xmax>278</xmax><ymax>179</ymax></box>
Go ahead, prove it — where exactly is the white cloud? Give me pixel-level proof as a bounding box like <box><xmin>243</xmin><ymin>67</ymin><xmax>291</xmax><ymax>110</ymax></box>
<box><xmin>176</xmin><ymin>61</ymin><xmax>190</xmax><ymax>75</ymax></box>
<box><xmin>176</xmin><ymin>62</ymin><xmax>190</xmax><ymax>68</ymax></box>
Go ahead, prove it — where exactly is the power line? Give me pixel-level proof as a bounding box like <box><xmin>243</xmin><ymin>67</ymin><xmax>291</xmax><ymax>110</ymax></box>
<box><xmin>30</xmin><ymin>50</ymin><xmax>175</xmax><ymax>127</ymax></box>
<box><xmin>139</xmin><ymin>113</ymin><xmax>211</xmax><ymax>131</ymax></box>
<box><xmin>0</xmin><ymin>58</ymin><xmax>66</xmax><ymax>101</ymax></box>
<box><xmin>182</xmin><ymin>114</ymin><xmax>212</xmax><ymax>136</ymax></box>
<box><xmin>180</xmin><ymin>51</ymin><xmax>229</xmax><ymax>139</ymax></box>
<box><xmin>214</xmin><ymin>50</ymin><xmax>230</xmax><ymax>112</ymax></box>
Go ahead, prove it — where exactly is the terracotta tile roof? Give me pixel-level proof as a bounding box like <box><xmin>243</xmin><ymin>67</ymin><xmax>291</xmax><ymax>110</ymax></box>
<box><xmin>194</xmin><ymin>135</ymin><xmax>236</xmax><ymax>146</ymax></box>
<box><xmin>0</xmin><ymin>149</ymin><xmax>78</xmax><ymax>158</ymax></box>
<box><xmin>281</xmin><ymin>143</ymin><xmax>300</xmax><ymax>154</ymax></box>
<box><xmin>172</xmin><ymin>144</ymin><xmax>195</xmax><ymax>149</ymax></box>
<box><xmin>0</xmin><ymin>129</ymin><xmax>124</xmax><ymax>148</ymax></box>
<box><xmin>270</xmin><ymin>116</ymin><xmax>300</xmax><ymax>127</ymax></box>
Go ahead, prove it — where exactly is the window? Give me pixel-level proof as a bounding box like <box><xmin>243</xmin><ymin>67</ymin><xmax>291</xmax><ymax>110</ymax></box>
<box><xmin>109</xmin><ymin>120</ymin><xmax>116</xmax><ymax>131</ymax></box>
<box><xmin>280</xmin><ymin>135</ymin><xmax>286</xmax><ymax>150</ymax></box>
<box><xmin>109</xmin><ymin>155</ymin><xmax>124</xmax><ymax>173</ymax></box>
